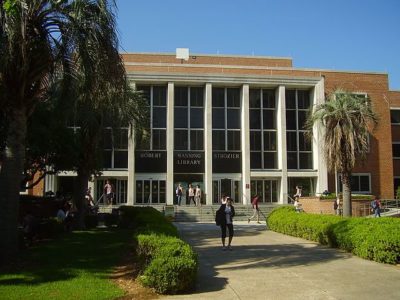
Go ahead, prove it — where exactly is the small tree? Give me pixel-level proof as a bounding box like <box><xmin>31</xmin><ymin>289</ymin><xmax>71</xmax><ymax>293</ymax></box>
<box><xmin>305</xmin><ymin>89</ymin><xmax>378</xmax><ymax>216</ymax></box>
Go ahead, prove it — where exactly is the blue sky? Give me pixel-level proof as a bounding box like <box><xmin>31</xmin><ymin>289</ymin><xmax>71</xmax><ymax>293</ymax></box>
<box><xmin>116</xmin><ymin>0</ymin><xmax>400</xmax><ymax>90</ymax></box>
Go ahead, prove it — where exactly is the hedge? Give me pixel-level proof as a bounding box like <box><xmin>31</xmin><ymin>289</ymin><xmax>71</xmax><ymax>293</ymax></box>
<box><xmin>267</xmin><ymin>206</ymin><xmax>400</xmax><ymax>264</ymax></box>
<box><xmin>119</xmin><ymin>206</ymin><xmax>197</xmax><ymax>294</ymax></box>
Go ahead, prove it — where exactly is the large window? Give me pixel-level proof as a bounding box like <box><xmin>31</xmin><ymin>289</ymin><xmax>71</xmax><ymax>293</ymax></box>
<box><xmin>286</xmin><ymin>89</ymin><xmax>313</xmax><ymax>170</ymax></box>
<box><xmin>103</xmin><ymin>128</ymin><xmax>128</xmax><ymax>169</ymax></box>
<box><xmin>136</xmin><ymin>86</ymin><xmax>167</xmax><ymax>150</ymax></box>
<box><xmin>174</xmin><ymin>86</ymin><xmax>204</xmax><ymax>150</ymax></box>
<box><xmin>249</xmin><ymin>89</ymin><xmax>277</xmax><ymax>169</ymax></box>
<box><xmin>212</xmin><ymin>87</ymin><xmax>241</xmax><ymax>151</ymax></box>
<box><xmin>339</xmin><ymin>174</ymin><xmax>371</xmax><ymax>194</ymax></box>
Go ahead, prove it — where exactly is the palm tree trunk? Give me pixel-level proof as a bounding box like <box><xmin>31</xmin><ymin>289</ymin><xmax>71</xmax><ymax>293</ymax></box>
<box><xmin>342</xmin><ymin>172</ymin><xmax>352</xmax><ymax>217</ymax></box>
<box><xmin>0</xmin><ymin>109</ymin><xmax>27</xmax><ymax>265</ymax></box>
<box><xmin>73</xmin><ymin>170</ymin><xmax>90</xmax><ymax>229</ymax></box>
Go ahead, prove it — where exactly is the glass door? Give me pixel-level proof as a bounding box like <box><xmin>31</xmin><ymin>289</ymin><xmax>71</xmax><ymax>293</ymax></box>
<box><xmin>135</xmin><ymin>179</ymin><xmax>166</xmax><ymax>204</ymax></box>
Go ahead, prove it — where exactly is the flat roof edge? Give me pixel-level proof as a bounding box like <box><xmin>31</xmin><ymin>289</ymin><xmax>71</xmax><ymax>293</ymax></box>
<box><xmin>120</xmin><ymin>51</ymin><xmax>293</xmax><ymax>61</ymax></box>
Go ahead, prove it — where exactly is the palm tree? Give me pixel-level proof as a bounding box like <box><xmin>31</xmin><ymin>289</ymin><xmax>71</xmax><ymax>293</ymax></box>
<box><xmin>0</xmin><ymin>0</ymin><xmax>135</xmax><ymax>264</ymax></box>
<box><xmin>305</xmin><ymin>89</ymin><xmax>378</xmax><ymax>216</ymax></box>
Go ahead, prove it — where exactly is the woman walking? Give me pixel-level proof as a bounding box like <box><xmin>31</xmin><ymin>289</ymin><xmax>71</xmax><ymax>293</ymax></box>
<box><xmin>215</xmin><ymin>197</ymin><xmax>235</xmax><ymax>251</ymax></box>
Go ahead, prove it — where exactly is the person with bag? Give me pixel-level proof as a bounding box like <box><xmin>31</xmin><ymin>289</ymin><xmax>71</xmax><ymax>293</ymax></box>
<box><xmin>371</xmin><ymin>196</ymin><xmax>381</xmax><ymax>217</ymax></box>
<box><xmin>215</xmin><ymin>197</ymin><xmax>235</xmax><ymax>251</ymax></box>
<box><xmin>248</xmin><ymin>194</ymin><xmax>260</xmax><ymax>223</ymax></box>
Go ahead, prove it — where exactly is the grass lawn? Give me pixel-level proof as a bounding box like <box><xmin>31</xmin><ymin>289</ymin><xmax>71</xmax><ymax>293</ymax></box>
<box><xmin>0</xmin><ymin>229</ymin><xmax>134</xmax><ymax>300</ymax></box>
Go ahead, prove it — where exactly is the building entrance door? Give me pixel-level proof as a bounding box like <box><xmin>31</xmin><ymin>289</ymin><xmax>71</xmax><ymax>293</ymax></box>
<box><xmin>213</xmin><ymin>178</ymin><xmax>241</xmax><ymax>203</ymax></box>
<box><xmin>174</xmin><ymin>174</ymin><xmax>203</xmax><ymax>205</ymax></box>
<box><xmin>135</xmin><ymin>179</ymin><xmax>166</xmax><ymax>204</ymax></box>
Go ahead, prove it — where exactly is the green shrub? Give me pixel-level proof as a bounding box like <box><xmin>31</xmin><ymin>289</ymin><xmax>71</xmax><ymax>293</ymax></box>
<box><xmin>267</xmin><ymin>206</ymin><xmax>400</xmax><ymax>264</ymax></box>
<box><xmin>137</xmin><ymin>234</ymin><xmax>197</xmax><ymax>294</ymax></box>
<box><xmin>129</xmin><ymin>207</ymin><xmax>198</xmax><ymax>294</ymax></box>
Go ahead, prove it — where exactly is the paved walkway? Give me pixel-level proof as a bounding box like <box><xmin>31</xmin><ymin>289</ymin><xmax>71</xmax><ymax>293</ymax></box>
<box><xmin>165</xmin><ymin>221</ymin><xmax>400</xmax><ymax>300</ymax></box>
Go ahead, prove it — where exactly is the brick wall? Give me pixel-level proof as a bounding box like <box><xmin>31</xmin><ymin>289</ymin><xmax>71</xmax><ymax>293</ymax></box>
<box><xmin>299</xmin><ymin>197</ymin><xmax>372</xmax><ymax>217</ymax></box>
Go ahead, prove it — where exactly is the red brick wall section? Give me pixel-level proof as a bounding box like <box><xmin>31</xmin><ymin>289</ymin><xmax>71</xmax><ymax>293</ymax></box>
<box><xmin>299</xmin><ymin>197</ymin><xmax>372</xmax><ymax>217</ymax></box>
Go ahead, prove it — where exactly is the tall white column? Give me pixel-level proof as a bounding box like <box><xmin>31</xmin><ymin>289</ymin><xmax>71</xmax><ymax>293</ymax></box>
<box><xmin>166</xmin><ymin>82</ymin><xmax>175</xmax><ymax>205</ymax></box>
<box><xmin>204</xmin><ymin>83</ymin><xmax>213</xmax><ymax>205</ymax></box>
<box><xmin>241</xmin><ymin>84</ymin><xmax>251</xmax><ymax>204</ymax></box>
<box><xmin>313</xmin><ymin>78</ymin><xmax>328</xmax><ymax>194</ymax></box>
<box><xmin>277</xmin><ymin>86</ymin><xmax>288</xmax><ymax>203</ymax></box>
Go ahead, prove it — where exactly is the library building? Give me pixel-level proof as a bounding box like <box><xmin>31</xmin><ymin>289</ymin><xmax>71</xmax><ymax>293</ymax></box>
<box><xmin>45</xmin><ymin>49</ymin><xmax>400</xmax><ymax>206</ymax></box>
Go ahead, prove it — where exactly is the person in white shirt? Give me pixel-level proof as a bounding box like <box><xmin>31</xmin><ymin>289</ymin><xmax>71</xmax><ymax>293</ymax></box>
<box><xmin>195</xmin><ymin>185</ymin><xmax>202</xmax><ymax>206</ymax></box>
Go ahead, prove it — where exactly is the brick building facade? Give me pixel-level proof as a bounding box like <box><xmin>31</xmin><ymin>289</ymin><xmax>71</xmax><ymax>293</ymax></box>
<box><xmin>43</xmin><ymin>52</ymin><xmax>399</xmax><ymax>205</ymax></box>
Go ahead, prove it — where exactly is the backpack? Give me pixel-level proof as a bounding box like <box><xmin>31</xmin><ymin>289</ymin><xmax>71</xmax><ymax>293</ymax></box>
<box><xmin>371</xmin><ymin>200</ymin><xmax>377</xmax><ymax>209</ymax></box>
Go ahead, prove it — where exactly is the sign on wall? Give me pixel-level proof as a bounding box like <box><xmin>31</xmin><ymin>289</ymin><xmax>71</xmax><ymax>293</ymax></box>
<box><xmin>174</xmin><ymin>151</ymin><xmax>204</xmax><ymax>173</ymax></box>
<box><xmin>135</xmin><ymin>151</ymin><xmax>167</xmax><ymax>173</ymax></box>
<box><xmin>212</xmin><ymin>151</ymin><xmax>242</xmax><ymax>173</ymax></box>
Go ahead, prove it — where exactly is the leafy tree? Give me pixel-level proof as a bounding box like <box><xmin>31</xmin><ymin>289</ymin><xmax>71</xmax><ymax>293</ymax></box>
<box><xmin>0</xmin><ymin>0</ymin><xmax>146</xmax><ymax>264</ymax></box>
<box><xmin>305</xmin><ymin>89</ymin><xmax>378</xmax><ymax>216</ymax></box>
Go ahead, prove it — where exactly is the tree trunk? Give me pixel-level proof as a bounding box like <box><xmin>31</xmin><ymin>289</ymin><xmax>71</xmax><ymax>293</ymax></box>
<box><xmin>342</xmin><ymin>172</ymin><xmax>352</xmax><ymax>217</ymax></box>
<box><xmin>0</xmin><ymin>110</ymin><xmax>27</xmax><ymax>266</ymax></box>
<box><xmin>73</xmin><ymin>170</ymin><xmax>90</xmax><ymax>230</ymax></box>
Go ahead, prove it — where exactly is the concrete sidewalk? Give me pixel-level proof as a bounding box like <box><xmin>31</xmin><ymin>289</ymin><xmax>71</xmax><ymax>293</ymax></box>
<box><xmin>165</xmin><ymin>221</ymin><xmax>400</xmax><ymax>300</ymax></box>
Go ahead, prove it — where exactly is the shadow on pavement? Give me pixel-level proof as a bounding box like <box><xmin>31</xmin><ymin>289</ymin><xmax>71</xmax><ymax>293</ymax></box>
<box><xmin>174</xmin><ymin>222</ymin><xmax>347</xmax><ymax>296</ymax></box>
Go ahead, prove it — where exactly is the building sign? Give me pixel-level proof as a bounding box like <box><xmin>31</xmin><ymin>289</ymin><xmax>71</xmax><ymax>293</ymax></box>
<box><xmin>213</xmin><ymin>151</ymin><xmax>241</xmax><ymax>173</ymax></box>
<box><xmin>174</xmin><ymin>151</ymin><xmax>204</xmax><ymax>173</ymax></box>
<box><xmin>135</xmin><ymin>151</ymin><xmax>167</xmax><ymax>173</ymax></box>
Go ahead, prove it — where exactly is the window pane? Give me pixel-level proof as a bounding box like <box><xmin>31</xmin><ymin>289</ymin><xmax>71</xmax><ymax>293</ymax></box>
<box><xmin>250</xmin><ymin>89</ymin><xmax>261</xmax><ymax>108</ymax></box>
<box><xmin>190</xmin><ymin>87</ymin><xmax>204</xmax><ymax>107</ymax></box>
<box><xmin>114</xmin><ymin>128</ymin><xmax>128</xmax><ymax>149</ymax></box>
<box><xmin>250</xmin><ymin>131</ymin><xmax>261</xmax><ymax>150</ymax></box>
<box><xmin>287</xmin><ymin>152</ymin><xmax>297</xmax><ymax>169</ymax></box>
<box><xmin>263</xmin><ymin>90</ymin><xmax>275</xmax><ymax>108</ymax></box>
<box><xmin>227</xmin><ymin>109</ymin><xmax>240</xmax><ymax>129</ymax></box>
<box><xmin>212</xmin><ymin>130</ymin><xmax>225</xmax><ymax>150</ymax></box>
<box><xmin>299</xmin><ymin>153</ymin><xmax>313</xmax><ymax>169</ymax></box>
<box><xmin>152</xmin><ymin>129</ymin><xmax>166</xmax><ymax>150</ymax></box>
<box><xmin>250</xmin><ymin>109</ymin><xmax>261</xmax><ymax>129</ymax></box>
<box><xmin>227</xmin><ymin>88</ymin><xmax>240</xmax><ymax>107</ymax></box>
<box><xmin>137</xmin><ymin>86</ymin><xmax>150</xmax><ymax>105</ymax></box>
<box><xmin>114</xmin><ymin>150</ymin><xmax>128</xmax><ymax>168</ymax></box>
<box><xmin>175</xmin><ymin>86</ymin><xmax>188</xmax><ymax>106</ymax></box>
<box><xmin>227</xmin><ymin>130</ymin><xmax>240</xmax><ymax>150</ymax></box>
<box><xmin>351</xmin><ymin>176</ymin><xmax>360</xmax><ymax>191</ymax></box>
<box><xmin>286</xmin><ymin>90</ymin><xmax>296</xmax><ymax>109</ymax></box>
<box><xmin>159</xmin><ymin>181</ymin><xmax>166</xmax><ymax>203</ymax></box>
<box><xmin>103</xmin><ymin>150</ymin><xmax>112</xmax><ymax>168</ymax></box>
<box><xmin>174</xmin><ymin>107</ymin><xmax>188</xmax><ymax>128</ymax></box>
<box><xmin>393</xmin><ymin>144</ymin><xmax>400</xmax><ymax>157</ymax></box>
<box><xmin>287</xmin><ymin>132</ymin><xmax>297</xmax><ymax>151</ymax></box>
<box><xmin>190</xmin><ymin>130</ymin><xmax>204</xmax><ymax>150</ymax></box>
<box><xmin>212</xmin><ymin>108</ymin><xmax>225</xmax><ymax>129</ymax></box>
<box><xmin>299</xmin><ymin>132</ymin><xmax>311</xmax><ymax>151</ymax></box>
<box><xmin>153</xmin><ymin>86</ymin><xmax>166</xmax><ymax>106</ymax></box>
<box><xmin>136</xmin><ymin>181</ymin><xmax>143</xmax><ymax>203</ymax></box>
<box><xmin>286</xmin><ymin>110</ymin><xmax>297</xmax><ymax>130</ymax></box>
<box><xmin>212</xmin><ymin>88</ymin><xmax>225</xmax><ymax>107</ymax></box>
<box><xmin>264</xmin><ymin>152</ymin><xmax>277</xmax><ymax>169</ymax></box>
<box><xmin>360</xmin><ymin>176</ymin><xmax>370</xmax><ymax>191</ymax></box>
<box><xmin>250</xmin><ymin>152</ymin><xmax>261</xmax><ymax>169</ymax></box>
<box><xmin>190</xmin><ymin>107</ymin><xmax>204</xmax><ymax>128</ymax></box>
<box><xmin>174</xmin><ymin>130</ymin><xmax>188</xmax><ymax>150</ymax></box>
<box><xmin>298</xmin><ymin>90</ymin><xmax>310</xmax><ymax>109</ymax></box>
<box><xmin>391</xmin><ymin>110</ymin><xmax>400</xmax><ymax>124</ymax></box>
<box><xmin>264</xmin><ymin>131</ymin><xmax>277</xmax><ymax>151</ymax></box>
<box><xmin>263</xmin><ymin>110</ymin><xmax>276</xmax><ymax>129</ymax></box>
<box><xmin>298</xmin><ymin>110</ymin><xmax>307</xmax><ymax>128</ymax></box>
<box><xmin>153</xmin><ymin>107</ymin><xmax>166</xmax><ymax>128</ymax></box>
